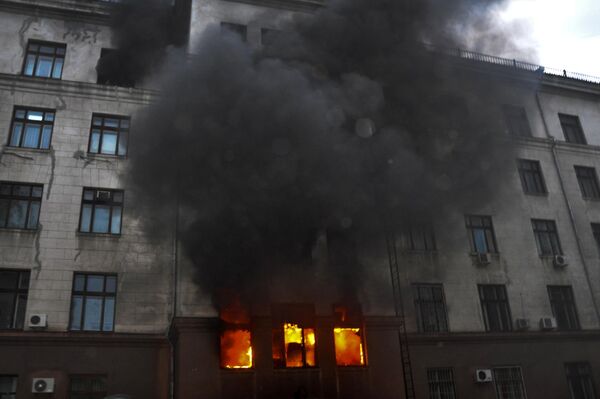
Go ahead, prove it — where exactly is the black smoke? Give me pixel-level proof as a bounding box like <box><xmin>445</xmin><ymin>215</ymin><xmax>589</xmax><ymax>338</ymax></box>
<box><xmin>122</xmin><ymin>0</ymin><xmax>532</xmax><ymax>300</ymax></box>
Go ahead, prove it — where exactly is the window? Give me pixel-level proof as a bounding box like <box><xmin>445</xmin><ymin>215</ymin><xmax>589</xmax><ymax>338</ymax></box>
<box><xmin>560</xmin><ymin>114</ymin><xmax>586</xmax><ymax>144</ymax></box>
<box><xmin>548</xmin><ymin>286</ymin><xmax>580</xmax><ymax>330</ymax></box>
<box><xmin>22</xmin><ymin>40</ymin><xmax>65</xmax><ymax>79</ymax></box>
<box><xmin>574</xmin><ymin>166</ymin><xmax>600</xmax><ymax>199</ymax></box>
<box><xmin>503</xmin><ymin>105</ymin><xmax>532</xmax><ymax>137</ymax></box>
<box><xmin>220</xmin><ymin>302</ymin><xmax>252</xmax><ymax>369</ymax></box>
<box><xmin>69</xmin><ymin>375</ymin><xmax>107</xmax><ymax>399</ymax></box>
<box><xmin>0</xmin><ymin>376</ymin><xmax>17</xmax><ymax>399</ymax></box>
<box><xmin>413</xmin><ymin>284</ymin><xmax>448</xmax><ymax>333</ymax></box>
<box><xmin>0</xmin><ymin>182</ymin><xmax>43</xmax><ymax>230</ymax></box>
<box><xmin>69</xmin><ymin>273</ymin><xmax>116</xmax><ymax>332</ymax></box>
<box><xmin>399</xmin><ymin>224</ymin><xmax>437</xmax><ymax>251</ymax></box>
<box><xmin>88</xmin><ymin>114</ymin><xmax>129</xmax><ymax>156</ymax></box>
<box><xmin>96</xmin><ymin>48</ymin><xmax>134</xmax><ymax>88</ymax></box>
<box><xmin>478</xmin><ymin>285</ymin><xmax>512</xmax><ymax>332</ymax></box>
<box><xmin>465</xmin><ymin>215</ymin><xmax>498</xmax><ymax>253</ymax></box>
<box><xmin>7</xmin><ymin>107</ymin><xmax>55</xmax><ymax>150</ymax></box>
<box><xmin>565</xmin><ymin>362</ymin><xmax>597</xmax><ymax>399</ymax></box>
<box><xmin>591</xmin><ymin>223</ymin><xmax>600</xmax><ymax>254</ymax></box>
<box><xmin>79</xmin><ymin>188</ymin><xmax>123</xmax><ymax>235</ymax></box>
<box><xmin>221</xmin><ymin>22</ymin><xmax>247</xmax><ymax>41</ymax></box>
<box><xmin>531</xmin><ymin>219</ymin><xmax>562</xmax><ymax>256</ymax></box>
<box><xmin>0</xmin><ymin>270</ymin><xmax>29</xmax><ymax>330</ymax></box>
<box><xmin>517</xmin><ymin>159</ymin><xmax>547</xmax><ymax>195</ymax></box>
<box><xmin>332</xmin><ymin>305</ymin><xmax>365</xmax><ymax>367</ymax></box>
<box><xmin>272</xmin><ymin>304</ymin><xmax>316</xmax><ymax>368</ymax></box>
<box><xmin>493</xmin><ymin>367</ymin><xmax>527</xmax><ymax>399</ymax></box>
<box><xmin>427</xmin><ymin>368</ymin><xmax>456</xmax><ymax>399</ymax></box>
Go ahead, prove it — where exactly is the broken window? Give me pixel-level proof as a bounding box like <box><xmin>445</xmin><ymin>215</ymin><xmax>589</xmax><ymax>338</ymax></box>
<box><xmin>0</xmin><ymin>182</ymin><xmax>43</xmax><ymax>230</ymax></box>
<box><xmin>413</xmin><ymin>284</ymin><xmax>449</xmax><ymax>333</ymax></box>
<box><xmin>465</xmin><ymin>215</ymin><xmax>498</xmax><ymax>254</ymax></box>
<box><xmin>517</xmin><ymin>159</ymin><xmax>547</xmax><ymax>195</ymax></box>
<box><xmin>79</xmin><ymin>188</ymin><xmax>124</xmax><ymax>235</ymax></box>
<box><xmin>565</xmin><ymin>362</ymin><xmax>597</xmax><ymax>399</ymax></box>
<box><xmin>531</xmin><ymin>219</ymin><xmax>562</xmax><ymax>256</ymax></box>
<box><xmin>88</xmin><ymin>114</ymin><xmax>130</xmax><ymax>157</ymax></box>
<box><xmin>69</xmin><ymin>273</ymin><xmax>117</xmax><ymax>332</ymax></box>
<box><xmin>272</xmin><ymin>304</ymin><xmax>317</xmax><ymax>368</ymax></box>
<box><xmin>493</xmin><ymin>366</ymin><xmax>527</xmax><ymax>399</ymax></box>
<box><xmin>8</xmin><ymin>107</ymin><xmax>55</xmax><ymax>150</ymax></box>
<box><xmin>22</xmin><ymin>40</ymin><xmax>65</xmax><ymax>79</ymax></box>
<box><xmin>399</xmin><ymin>223</ymin><xmax>437</xmax><ymax>251</ymax></box>
<box><xmin>0</xmin><ymin>270</ymin><xmax>29</xmax><ymax>329</ymax></box>
<box><xmin>221</xmin><ymin>22</ymin><xmax>247</xmax><ymax>42</ymax></box>
<box><xmin>559</xmin><ymin>114</ymin><xmax>587</xmax><ymax>144</ymax></box>
<box><xmin>574</xmin><ymin>166</ymin><xmax>600</xmax><ymax>199</ymax></box>
<box><xmin>548</xmin><ymin>286</ymin><xmax>580</xmax><ymax>331</ymax></box>
<box><xmin>332</xmin><ymin>305</ymin><xmax>365</xmax><ymax>367</ymax></box>
<box><xmin>220</xmin><ymin>301</ymin><xmax>252</xmax><ymax>369</ymax></box>
<box><xmin>427</xmin><ymin>368</ymin><xmax>456</xmax><ymax>399</ymax></box>
<box><xmin>478</xmin><ymin>285</ymin><xmax>512</xmax><ymax>332</ymax></box>
<box><xmin>503</xmin><ymin>105</ymin><xmax>532</xmax><ymax>137</ymax></box>
<box><xmin>69</xmin><ymin>375</ymin><xmax>107</xmax><ymax>399</ymax></box>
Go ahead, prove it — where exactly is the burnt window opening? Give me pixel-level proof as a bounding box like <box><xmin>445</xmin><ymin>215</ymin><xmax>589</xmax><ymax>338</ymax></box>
<box><xmin>531</xmin><ymin>219</ymin><xmax>562</xmax><ymax>256</ymax></box>
<box><xmin>0</xmin><ymin>182</ymin><xmax>43</xmax><ymax>230</ymax></box>
<box><xmin>413</xmin><ymin>284</ymin><xmax>449</xmax><ymax>333</ymax></box>
<box><xmin>465</xmin><ymin>215</ymin><xmax>498</xmax><ymax>254</ymax></box>
<box><xmin>427</xmin><ymin>368</ymin><xmax>457</xmax><ymax>399</ymax></box>
<box><xmin>565</xmin><ymin>362</ymin><xmax>597</xmax><ymax>399</ymax></box>
<box><xmin>88</xmin><ymin>114</ymin><xmax>130</xmax><ymax>157</ymax></box>
<box><xmin>503</xmin><ymin>105</ymin><xmax>532</xmax><ymax>137</ymax></box>
<box><xmin>221</xmin><ymin>22</ymin><xmax>247</xmax><ymax>42</ymax></box>
<box><xmin>0</xmin><ymin>375</ymin><xmax>18</xmax><ymax>398</ymax></box>
<box><xmin>548</xmin><ymin>286</ymin><xmax>580</xmax><ymax>331</ymax></box>
<box><xmin>272</xmin><ymin>304</ymin><xmax>317</xmax><ymax>368</ymax></box>
<box><xmin>333</xmin><ymin>304</ymin><xmax>366</xmax><ymax>367</ymax></box>
<box><xmin>0</xmin><ymin>269</ymin><xmax>30</xmax><ymax>330</ymax></box>
<box><xmin>478</xmin><ymin>285</ymin><xmax>512</xmax><ymax>332</ymax></box>
<box><xmin>559</xmin><ymin>114</ymin><xmax>587</xmax><ymax>145</ymax></box>
<box><xmin>7</xmin><ymin>107</ymin><xmax>55</xmax><ymax>150</ymax></box>
<box><xmin>399</xmin><ymin>223</ymin><xmax>437</xmax><ymax>252</ymax></box>
<box><xmin>69</xmin><ymin>375</ymin><xmax>107</xmax><ymax>399</ymax></box>
<box><xmin>69</xmin><ymin>273</ymin><xmax>117</xmax><ymax>332</ymax></box>
<box><xmin>517</xmin><ymin>159</ymin><xmax>547</xmax><ymax>195</ymax></box>
<box><xmin>79</xmin><ymin>188</ymin><xmax>124</xmax><ymax>235</ymax></box>
<box><xmin>493</xmin><ymin>367</ymin><xmax>527</xmax><ymax>399</ymax></box>
<box><xmin>575</xmin><ymin>166</ymin><xmax>600</xmax><ymax>200</ymax></box>
<box><xmin>96</xmin><ymin>48</ymin><xmax>136</xmax><ymax>88</ymax></box>
<box><xmin>220</xmin><ymin>301</ymin><xmax>253</xmax><ymax>369</ymax></box>
<box><xmin>22</xmin><ymin>40</ymin><xmax>65</xmax><ymax>79</ymax></box>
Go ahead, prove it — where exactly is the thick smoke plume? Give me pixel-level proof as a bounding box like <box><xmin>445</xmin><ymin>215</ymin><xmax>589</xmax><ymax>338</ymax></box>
<box><xmin>122</xmin><ymin>0</ymin><xmax>530</xmax><ymax>301</ymax></box>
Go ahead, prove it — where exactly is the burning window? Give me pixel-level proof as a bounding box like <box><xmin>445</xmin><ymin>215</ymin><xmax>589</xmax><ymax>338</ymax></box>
<box><xmin>333</xmin><ymin>305</ymin><xmax>366</xmax><ymax>367</ymax></box>
<box><xmin>220</xmin><ymin>302</ymin><xmax>253</xmax><ymax>369</ymax></box>
<box><xmin>272</xmin><ymin>304</ymin><xmax>317</xmax><ymax>368</ymax></box>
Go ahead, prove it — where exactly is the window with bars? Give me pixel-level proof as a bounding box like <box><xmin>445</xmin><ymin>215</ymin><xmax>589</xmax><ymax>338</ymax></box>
<box><xmin>79</xmin><ymin>188</ymin><xmax>123</xmax><ymax>235</ymax></box>
<box><xmin>413</xmin><ymin>284</ymin><xmax>448</xmax><ymax>333</ymax></box>
<box><xmin>565</xmin><ymin>362</ymin><xmax>597</xmax><ymax>399</ymax></box>
<box><xmin>503</xmin><ymin>105</ymin><xmax>532</xmax><ymax>137</ymax></box>
<box><xmin>0</xmin><ymin>182</ymin><xmax>43</xmax><ymax>230</ymax></box>
<box><xmin>0</xmin><ymin>270</ymin><xmax>29</xmax><ymax>330</ymax></box>
<box><xmin>221</xmin><ymin>22</ymin><xmax>247</xmax><ymax>42</ymax></box>
<box><xmin>531</xmin><ymin>219</ymin><xmax>562</xmax><ymax>256</ymax></box>
<box><xmin>22</xmin><ymin>40</ymin><xmax>65</xmax><ymax>79</ymax></box>
<box><xmin>559</xmin><ymin>114</ymin><xmax>587</xmax><ymax>144</ymax></box>
<box><xmin>399</xmin><ymin>224</ymin><xmax>437</xmax><ymax>252</ymax></box>
<box><xmin>478</xmin><ymin>285</ymin><xmax>512</xmax><ymax>332</ymax></box>
<box><xmin>574</xmin><ymin>166</ymin><xmax>600</xmax><ymax>199</ymax></box>
<box><xmin>493</xmin><ymin>367</ymin><xmax>527</xmax><ymax>399</ymax></box>
<box><xmin>68</xmin><ymin>375</ymin><xmax>107</xmax><ymax>399</ymax></box>
<box><xmin>7</xmin><ymin>107</ymin><xmax>55</xmax><ymax>150</ymax></box>
<box><xmin>465</xmin><ymin>215</ymin><xmax>498</xmax><ymax>253</ymax></box>
<box><xmin>69</xmin><ymin>274</ymin><xmax>116</xmax><ymax>332</ymax></box>
<box><xmin>88</xmin><ymin>114</ymin><xmax>129</xmax><ymax>157</ymax></box>
<box><xmin>427</xmin><ymin>368</ymin><xmax>456</xmax><ymax>399</ymax></box>
<box><xmin>518</xmin><ymin>159</ymin><xmax>547</xmax><ymax>195</ymax></box>
<box><xmin>548</xmin><ymin>286</ymin><xmax>580</xmax><ymax>331</ymax></box>
<box><xmin>0</xmin><ymin>376</ymin><xmax>17</xmax><ymax>399</ymax></box>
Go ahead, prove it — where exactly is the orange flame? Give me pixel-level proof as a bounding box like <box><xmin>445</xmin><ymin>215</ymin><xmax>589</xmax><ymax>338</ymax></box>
<box><xmin>333</xmin><ymin>328</ymin><xmax>365</xmax><ymax>366</ymax></box>
<box><xmin>220</xmin><ymin>329</ymin><xmax>253</xmax><ymax>368</ymax></box>
<box><xmin>283</xmin><ymin>323</ymin><xmax>316</xmax><ymax>367</ymax></box>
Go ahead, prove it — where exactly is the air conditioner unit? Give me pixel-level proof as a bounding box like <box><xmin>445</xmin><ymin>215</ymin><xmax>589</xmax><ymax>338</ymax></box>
<box><xmin>476</xmin><ymin>253</ymin><xmax>491</xmax><ymax>265</ymax></box>
<box><xmin>475</xmin><ymin>369</ymin><xmax>493</xmax><ymax>383</ymax></box>
<box><xmin>28</xmin><ymin>314</ymin><xmax>47</xmax><ymax>329</ymax></box>
<box><xmin>32</xmin><ymin>378</ymin><xmax>55</xmax><ymax>393</ymax></box>
<box><xmin>540</xmin><ymin>317</ymin><xmax>557</xmax><ymax>330</ymax></box>
<box><xmin>515</xmin><ymin>318</ymin><xmax>530</xmax><ymax>331</ymax></box>
<box><xmin>553</xmin><ymin>255</ymin><xmax>569</xmax><ymax>268</ymax></box>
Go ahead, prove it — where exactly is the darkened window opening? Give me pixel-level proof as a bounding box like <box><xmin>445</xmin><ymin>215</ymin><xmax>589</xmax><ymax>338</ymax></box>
<box><xmin>221</xmin><ymin>22</ymin><xmax>247</xmax><ymax>42</ymax></box>
<box><xmin>465</xmin><ymin>215</ymin><xmax>498</xmax><ymax>253</ymax></box>
<box><xmin>532</xmin><ymin>219</ymin><xmax>562</xmax><ymax>256</ymax></box>
<box><xmin>0</xmin><ymin>182</ymin><xmax>43</xmax><ymax>230</ymax></box>
<box><xmin>87</xmin><ymin>114</ymin><xmax>130</xmax><ymax>157</ymax></box>
<box><xmin>493</xmin><ymin>367</ymin><xmax>527</xmax><ymax>399</ymax></box>
<box><xmin>591</xmin><ymin>223</ymin><xmax>600</xmax><ymax>256</ymax></box>
<box><xmin>400</xmin><ymin>223</ymin><xmax>437</xmax><ymax>251</ymax></box>
<box><xmin>413</xmin><ymin>284</ymin><xmax>449</xmax><ymax>333</ymax></box>
<box><xmin>548</xmin><ymin>286</ymin><xmax>580</xmax><ymax>331</ymax></box>
<box><xmin>503</xmin><ymin>105</ymin><xmax>532</xmax><ymax>137</ymax></box>
<box><xmin>79</xmin><ymin>188</ymin><xmax>124</xmax><ymax>235</ymax></box>
<box><xmin>0</xmin><ymin>375</ymin><xmax>18</xmax><ymax>398</ymax></box>
<box><xmin>559</xmin><ymin>114</ymin><xmax>587</xmax><ymax>144</ymax></box>
<box><xmin>22</xmin><ymin>40</ymin><xmax>65</xmax><ymax>79</ymax></box>
<box><xmin>68</xmin><ymin>375</ymin><xmax>107</xmax><ymax>399</ymax></box>
<box><xmin>574</xmin><ymin>166</ymin><xmax>600</xmax><ymax>199</ymax></box>
<box><xmin>0</xmin><ymin>270</ymin><xmax>30</xmax><ymax>330</ymax></box>
<box><xmin>69</xmin><ymin>273</ymin><xmax>117</xmax><ymax>332</ymax></box>
<box><xmin>518</xmin><ymin>159</ymin><xmax>547</xmax><ymax>195</ymax></box>
<box><xmin>478</xmin><ymin>285</ymin><xmax>512</xmax><ymax>332</ymax></box>
<box><xmin>96</xmin><ymin>48</ymin><xmax>136</xmax><ymax>88</ymax></box>
<box><xmin>427</xmin><ymin>368</ymin><xmax>456</xmax><ymax>399</ymax></box>
<box><xmin>565</xmin><ymin>362</ymin><xmax>597</xmax><ymax>399</ymax></box>
<box><xmin>7</xmin><ymin>107</ymin><xmax>55</xmax><ymax>150</ymax></box>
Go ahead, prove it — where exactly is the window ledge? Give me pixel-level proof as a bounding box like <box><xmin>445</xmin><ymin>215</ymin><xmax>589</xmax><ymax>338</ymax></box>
<box><xmin>86</xmin><ymin>153</ymin><xmax>127</xmax><ymax>160</ymax></box>
<box><xmin>524</xmin><ymin>192</ymin><xmax>549</xmax><ymax>197</ymax></box>
<box><xmin>0</xmin><ymin>227</ymin><xmax>39</xmax><ymax>234</ymax></box>
<box><xmin>3</xmin><ymin>146</ymin><xmax>52</xmax><ymax>154</ymax></box>
<box><xmin>21</xmin><ymin>74</ymin><xmax>62</xmax><ymax>81</ymax></box>
<box><xmin>399</xmin><ymin>250</ymin><xmax>438</xmax><ymax>255</ymax></box>
<box><xmin>469</xmin><ymin>252</ymin><xmax>500</xmax><ymax>257</ymax></box>
<box><xmin>76</xmin><ymin>231</ymin><xmax>121</xmax><ymax>239</ymax></box>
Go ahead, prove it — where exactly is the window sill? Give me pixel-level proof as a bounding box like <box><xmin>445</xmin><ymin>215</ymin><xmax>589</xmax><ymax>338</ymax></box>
<box><xmin>86</xmin><ymin>153</ymin><xmax>127</xmax><ymax>160</ymax></box>
<box><xmin>3</xmin><ymin>146</ymin><xmax>51</xmax><ymax>154</ymax></box>
<box><xmin>76</xmin><ymin>231</ymin><xmax>121</xmax><ymax>239</ymax></box>
<box><xmin>524</xmin><ymin>192</ymin><xmax>549</xmax><ymax>197</ymax></box>
<box><xmin>0</xmin><ymin>227</ymin><xmax>39</xmax><ymax>234</ymax></box>
<box><xmin>21</xmin><ymin>74</ymin><xmax>62</xmax><ymax>81</ymax></box>
<box><xmin>469</xmin><ymin>252</ymin><xmax>500</xmax><ymax>257</ymax></box>
<box><xmin>398</xmin><ymin>249</ymin><xmax>438</xmax><ymax>255</ymax></box>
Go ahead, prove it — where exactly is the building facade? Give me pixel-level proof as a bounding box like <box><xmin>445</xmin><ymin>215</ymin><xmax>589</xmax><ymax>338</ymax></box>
<box><xmin>1</xmin><ymin>1</ymin><xmax>600</xmax><ymax>399</ymax></box>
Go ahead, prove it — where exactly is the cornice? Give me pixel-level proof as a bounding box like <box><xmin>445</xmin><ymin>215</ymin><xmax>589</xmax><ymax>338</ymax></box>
<box><xmin>0</xmin><ymin>331</ymin><xmax>169</xmax><ymax>347</ymax></box>
<box><xmin>0</xmin><ymin>0</ymin><xmax>112</xmax><ymax>24</ymax></box>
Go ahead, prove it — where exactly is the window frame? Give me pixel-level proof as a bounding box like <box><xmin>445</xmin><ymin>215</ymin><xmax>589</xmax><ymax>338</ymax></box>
<box><xmin>68</xmin><ymin>273</ymin><xmax>117</xmax><ymax>333</ymax></box>
<box><xmin>21</xmin><ymin>40</ymin><xmax>66</xmax><ymax>79</ymax></box>
<box><xmin>503</xmin><ymin>105</ymin><xmax>532</xmax><ymax>137</ymax></box>
<box><xmin>493</xmin><ymin>366</ymin><xmax>527</xmax><ymax>399</ymax></box>
<box><xmin>0</xmin><ymin>181</ymin><xmax>43</xmax><ymax>230</ymax></box>
<box><xmin>478</xmin><ymin>285</ymin><xmax>513</xmax><ymax>332</ymax></box>
<box><xmin>531</xmin><ymin>219</ymin><xmax>563</xmax><ymax>256</ymax></box>
<box><xmin>427</xmin><ymin>368</ymin><xmax>457</xmax><ymax>399</ymax></box>
<box><xmin>87</xmin><ymin>114</ymin><xmax>130</xmax><ymax>157</ymax></box>
<box><xmin>559</xmin><ymin>113</ymin><xmax>587</xmax><ymax>145</ymax></box>
<box><xmin>78</xmin><ymin>187</ymin><xmax>124</xmax><ymax>235</ymax></box>
<box><xmin>7</xmin><ymin>106</ymin><xmax>55</xmax><ymax>150</ymax></box>
<box><xmin>0</xmin><ymin>269</ymin><xmax>30</xmax><ymax>330</ymax></box>
<box><xmin>517</xmin><ymin>159</ymin><xmax>547</xmax><ymax>195</ymax></box>
<box><xmin>565</xmin><ymin>362</ymin><xmax>597</xmax><ymax>399</ymax></box>
<box><xmin>68</xmin><ymin>374</ymin><xmax>107</xmax><ymax>399</ymax></box>
<box><xmin>574</xmin><ymin>166</ymin><xmax>600</xmax><ymax>200</ymax></box>
<box><xmin>465</xmin><ymin>215</ymin><xmax>498</xmax><ymax>254</ymax></box>
<box><xmin>548</xmin><ymin>286</ymin><xmax>580</xmax><ymax>331</ymax></box>
<box><xmin>271</xmin><ymin>304</ymin><xmax>317</xmax><ymax>369</ymax></box>
<box><xmin>413</xmin><ymin>284</ymin><xmax>449</xmax><ymax>333</ymax></box>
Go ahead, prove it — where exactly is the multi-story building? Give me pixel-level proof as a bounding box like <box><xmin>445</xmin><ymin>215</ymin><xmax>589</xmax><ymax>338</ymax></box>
<box><xmin>1</xmin><ymin>1</ymin><xmax>600</xmax><ymax>399</ymax></box>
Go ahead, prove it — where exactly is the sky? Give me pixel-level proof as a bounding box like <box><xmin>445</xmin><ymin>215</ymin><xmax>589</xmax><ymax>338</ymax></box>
<box><xmin>501</xmin><ymin>0</ymin><xmax>600</xmax><ymax>77</ymax></box>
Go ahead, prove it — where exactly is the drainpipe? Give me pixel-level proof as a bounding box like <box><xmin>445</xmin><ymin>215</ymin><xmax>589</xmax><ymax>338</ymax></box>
<box><xmin>535</xmin><ymin>90</ymin><xmax>600</xmax><ymax>324</ymax></box>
